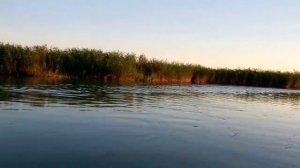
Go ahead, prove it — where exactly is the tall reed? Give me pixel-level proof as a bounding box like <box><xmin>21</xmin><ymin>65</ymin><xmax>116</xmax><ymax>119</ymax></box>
<box><xmin>1</xmin><ymin>42</ymin><xmax>299</xmax><ymax>88</ymax></box>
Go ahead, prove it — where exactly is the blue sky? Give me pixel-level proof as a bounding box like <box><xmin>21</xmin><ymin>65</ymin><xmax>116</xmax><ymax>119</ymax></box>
<box><xmin>1</xmin><ymin>0</ymin><xmax>299</xmax><ymax>71</ymax></box>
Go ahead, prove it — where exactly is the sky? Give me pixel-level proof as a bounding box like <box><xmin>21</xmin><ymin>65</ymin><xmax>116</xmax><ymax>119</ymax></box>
<box><xmin>0</xmin><ymin>0</ymin><xmax>299</xmax><ymax>71</ymax></box>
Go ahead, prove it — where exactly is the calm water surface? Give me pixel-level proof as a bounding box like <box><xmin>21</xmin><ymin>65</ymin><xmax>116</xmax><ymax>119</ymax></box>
<box><xmin>0</xmin><ymin>79</ymin><xmax>300</xmax><ymax>168</ymax></box>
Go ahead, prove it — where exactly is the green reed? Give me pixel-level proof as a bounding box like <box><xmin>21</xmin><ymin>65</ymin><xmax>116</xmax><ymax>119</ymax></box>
<box><xmin>0</xmin><ymin>42</ymin><xmax>299</xmax><ymax>88</ymax></box>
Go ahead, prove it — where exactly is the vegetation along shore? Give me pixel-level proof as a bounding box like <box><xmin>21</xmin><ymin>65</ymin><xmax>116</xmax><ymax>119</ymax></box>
<box><xmin>0</xmin><ymin>42</ymin><xmax>299</xmax><ymax>89</ymax></box>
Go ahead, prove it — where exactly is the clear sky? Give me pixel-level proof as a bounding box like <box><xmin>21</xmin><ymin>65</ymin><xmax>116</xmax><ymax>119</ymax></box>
<box><xmin>0</xmin><ymin>0</ymin><xmax>299</xmax><ymax>71</ymax></box>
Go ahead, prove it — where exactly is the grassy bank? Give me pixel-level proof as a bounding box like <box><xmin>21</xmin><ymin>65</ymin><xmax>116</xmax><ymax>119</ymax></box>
<box><xmin>0</xmin><ymin>42</ymin><xmax>299</xmax><ymax>89</ymax></box>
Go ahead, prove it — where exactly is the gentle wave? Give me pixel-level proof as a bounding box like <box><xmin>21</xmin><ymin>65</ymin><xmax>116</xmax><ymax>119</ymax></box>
<box><xmin>1</xmin><ymin>83</ymin><xmax>299</xmax><ymax>109</ymax></box>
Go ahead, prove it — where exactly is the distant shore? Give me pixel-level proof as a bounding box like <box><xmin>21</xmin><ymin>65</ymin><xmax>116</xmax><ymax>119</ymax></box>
<box><xmin>1</xmin><ymin>42</ymin><xmax>299</xmax><ymax>89</ymax></box>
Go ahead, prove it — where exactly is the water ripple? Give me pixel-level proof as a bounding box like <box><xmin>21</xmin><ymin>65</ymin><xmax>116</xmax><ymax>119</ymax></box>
<box><xmin>0</xmin><ymin>81</ymin><xmax>300</xmax><ymax>109</ymax></box>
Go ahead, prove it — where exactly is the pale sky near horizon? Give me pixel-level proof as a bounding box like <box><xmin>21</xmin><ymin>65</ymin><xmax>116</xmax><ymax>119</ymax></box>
<box><xmin>0</xmin><ymin>0</ymin><xmax>299</xmax><ymax>71</ymax></box>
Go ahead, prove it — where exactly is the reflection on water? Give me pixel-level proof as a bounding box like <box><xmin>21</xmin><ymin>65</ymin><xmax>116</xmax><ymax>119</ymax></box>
<box><xmin>1</xmin><ymin>79</ymin><xmax>300</xmax><ymax>108</ymax></box>
<box><xmin>0</xmin><ymin>78</ymin><xmax>300</xmax><ymax>168</ymax></box>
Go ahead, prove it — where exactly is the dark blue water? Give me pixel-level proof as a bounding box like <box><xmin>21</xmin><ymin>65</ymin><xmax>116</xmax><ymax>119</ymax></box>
<box><xmin>1</xmin><ymin>79</ymin><xmax>300</xmax><ymax>168</ymax></box>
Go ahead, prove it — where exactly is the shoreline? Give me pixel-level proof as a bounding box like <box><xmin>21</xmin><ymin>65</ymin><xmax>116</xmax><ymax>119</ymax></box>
<box><xmin>1</xmin><ymin>75</ymin><xmax>300</xmax><ymax>90</ymax></box>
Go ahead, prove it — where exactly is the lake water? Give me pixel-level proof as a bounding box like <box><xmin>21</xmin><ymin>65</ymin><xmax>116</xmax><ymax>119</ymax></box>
<box><xmin>0</xmin><ymin>79</ymin><xmax>300</xmax><ymax>168</ymax></box>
